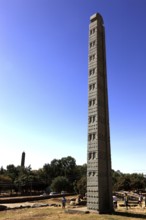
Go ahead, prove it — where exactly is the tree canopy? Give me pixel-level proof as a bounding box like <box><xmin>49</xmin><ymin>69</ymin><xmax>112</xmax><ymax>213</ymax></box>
<box><xmin>0</xmin><ymin>158</ymin><xmax>146</xmax><ymax>196</ymax></box>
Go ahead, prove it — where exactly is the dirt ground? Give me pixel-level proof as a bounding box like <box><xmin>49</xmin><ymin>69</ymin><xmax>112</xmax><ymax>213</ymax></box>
<box><xmin>1</xmin><ymin>199</ymin><xmax>146</xmax><ymax>220</ymax></box>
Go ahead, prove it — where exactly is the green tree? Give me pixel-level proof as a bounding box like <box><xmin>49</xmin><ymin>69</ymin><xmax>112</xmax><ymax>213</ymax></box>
<box><xmin>0</xmin><ymin>174</ymin><xmax>13</xmax><ymax>194</ymax></box>
<box><xmin>6</xmin><ymin>164</ymin><xmax>19</xmax><ymax>181</ymax></box>
<box><xmin>13</xmin><ymin>166</ymin><xmax>34</xmax><ymax>194</ymax></box>
<box><xmin>75</xmin><ymin>164</ymin><xmax>87</xmax><ymax>180</ymax></box>
<box><xmin>50</xmin><ymin>176</ymin><xmax>71</xmax><ymax>192</ymax></box>
<box><xmin>60</xmin><ymin>156</ymin><xmax>76</xmax><ymax>176</ymax></box>
<box><xmin>112</xmin><ymin>169</ymin><xmax>123</xmax><ymax>191</ymax></box>
<box><xmin>0</xmin><ymin>167</ymin><xmax>5</xmax><ymax>175</ymax></box>
<box><xmin>50</xmin><ymin>159</ymin><xmax>62</xmax><ymax>178</ymax></box>
<box><xmin>42</xmin><ymin>164</ymin><xmax>53</xmax><ymax>185</ymax></box>
<box><xmin>130</xmin><ymin>173</ymin><xmax>146</xmax><ymax>190</ymax></box>
<box><xmin>112</xmin><ymin>170</ymin><xmax>146</xmax><ymax>191</ymax></box>
<box><xmin>76</xmin><ymin>176</ymin><xmax>87</xmax><ymax>195</ymax></box>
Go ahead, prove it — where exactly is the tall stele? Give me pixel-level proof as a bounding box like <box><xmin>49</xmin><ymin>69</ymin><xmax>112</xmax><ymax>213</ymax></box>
<box><xmin>21</xmin><ymin>152</ymin><xmax>25</xmax><ymax>168</ymax></box>
<box><xmin>87</xmin><ymin>13</ymin><xmax>113</xmax><ymax>213</ymax></box>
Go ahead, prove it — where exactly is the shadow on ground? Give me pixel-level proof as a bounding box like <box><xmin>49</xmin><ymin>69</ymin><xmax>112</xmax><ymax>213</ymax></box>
<box><xmin>114</xmin><ymin>211</ymin><xmax>146</xmax><ymax>219</ymax></box>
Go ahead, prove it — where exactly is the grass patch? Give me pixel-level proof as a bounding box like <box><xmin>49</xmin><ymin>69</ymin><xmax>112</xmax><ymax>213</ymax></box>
<box><xmin>1</xmin><ymin>197</ymin><xmax>146</xmax><ymax>220</ymax></box>
<box><xmin>0</xmin><ymin>206</ymin><xmax>146</xmax><ymax>220</ymax></box>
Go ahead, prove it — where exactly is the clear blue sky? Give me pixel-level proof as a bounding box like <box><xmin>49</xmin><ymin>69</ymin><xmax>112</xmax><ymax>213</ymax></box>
<box><xmin>0</xmin><ymin>0</ymin><xmax>146</xmax><ymax>173</ymax></box>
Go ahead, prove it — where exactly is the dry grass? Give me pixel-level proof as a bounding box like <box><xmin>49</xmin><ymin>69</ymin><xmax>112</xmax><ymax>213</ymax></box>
<box><xmin>1</xmin><ymin>206</ymin><xmax>146</xmax><ymax>220</ymax></box>
<box><xmin>0</xmin><ymin>197</ymin><xmax>146</xmax><ymax>220</ymax></box>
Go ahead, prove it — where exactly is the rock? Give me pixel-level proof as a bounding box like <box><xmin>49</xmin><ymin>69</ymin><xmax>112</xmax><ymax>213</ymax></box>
<box><xmin>70</xmin><ymin>201</ymin><xmax>75</xmax><ymax>206</ymax></box>
<box><xmin>0</xmin><ymin>205</ymin><xmax>7</xmax><ymax>211</ymax></box>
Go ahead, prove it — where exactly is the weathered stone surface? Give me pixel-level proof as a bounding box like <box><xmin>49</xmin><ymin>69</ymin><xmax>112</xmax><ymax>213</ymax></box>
<box><xmin>87</xmin><ymin>13</ymin><xmax>113</xmax><ymax>214</ymax></box>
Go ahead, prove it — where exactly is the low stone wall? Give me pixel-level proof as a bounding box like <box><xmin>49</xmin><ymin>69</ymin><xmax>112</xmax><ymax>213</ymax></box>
<box><xmin>0</xmin><ymin>193</ymin><xmax>74</xmax><ymax>204</ymax></box>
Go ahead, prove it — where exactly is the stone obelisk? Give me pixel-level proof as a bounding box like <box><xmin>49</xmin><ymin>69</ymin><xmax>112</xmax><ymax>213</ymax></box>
<box><xmin>87</xmin><ymin>13</ymin><xmax>113</xmax><ymax>213</ymax></box>
<box><xmin>21</xmin><ymin>151</ymin><xmax>25</xmax><ymax>168</ymax></box>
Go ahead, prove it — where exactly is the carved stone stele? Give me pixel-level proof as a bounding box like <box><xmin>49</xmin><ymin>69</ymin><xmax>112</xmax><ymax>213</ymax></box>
<box><xmin>87</xmin><ymin>13</ymin><xmax>113</xmax><ymax>214</ymax></box>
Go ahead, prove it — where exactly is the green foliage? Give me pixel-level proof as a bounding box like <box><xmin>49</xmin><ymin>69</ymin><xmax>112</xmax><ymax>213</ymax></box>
<box><xmin>50</xmin><ymin>156</ymin><xmax>76</xmax><ymax>181</ymax></box>
<box><xmin>0</xmin><ymin>175</ymin><xmax>12</xmax><ymax>183</ymax></box>
<box><xmin>1</xmin><ymin>158</ymin><xmax>146</xmax><ymax>195</ymax></box>
<box><xmin>76</xmin><ymin>176</ymin><xmax>87</xmax><ymax>195</ymax></box>
<box><xmin>6</xmin><ymin>164</ymin><xmax>20</xmax><ymax>181</ymax></box>
<box><xmin>50</xmin><ymin>176</ymin><xmax>71</xmax><ymax>192</ymax></box>
<box><xmin>0</xmin><ymin>167</ymin><xmax>5</xmax><ymax>174</ymax></box>
<box><xmin>130</xmin><ymin>173</ymin><xmax>145</xmax><ymax>189</ymax></box>
<box><xmin>75</xmin><ymin>164</ymin><xmax>87</xmax><ymax>180</ymax></box>
<box><xmin>112</xmin><ymin>170</ymin><xmax>146</xmax><ymax>191</ymax></box>
<box><xmin>74</xmin><ymin>164</ymin><xmax>87</xmax><ymax>194</ymax></box>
